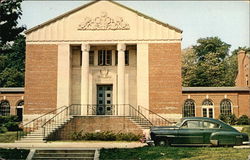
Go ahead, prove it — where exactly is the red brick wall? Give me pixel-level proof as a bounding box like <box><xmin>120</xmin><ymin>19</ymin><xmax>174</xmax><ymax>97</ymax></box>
<box><xmin>182</xmin><ymin>92</ymin><xmax>250</xmax><ymax>118</ymax></box>
<box><xmin>149</xmin><ymin>43</ymin><xmax>182</xmax><ymax>115</ymax></box>
<box><xmin>238</xmin><ymin>93</ymin><xmax>250</xmax><ymax>117</ymax></box>
<box><xmin>49</xmin><ymin>116</ymin><xmax>143</xmax><ymax>140</ymax></box>
<box><xmin>25</xmin><ymin>44</ymin><xmax>58</xmax><ymax>114</ymax></box>
<box><xmin>0</xmin><ymin>93</ymin><xmax>24</xmax><ymax>115</ymax></box>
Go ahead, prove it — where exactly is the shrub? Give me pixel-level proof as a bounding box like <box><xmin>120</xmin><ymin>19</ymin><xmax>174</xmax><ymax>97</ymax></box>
<box><xmin>71</xmin><ymin>131</ymin><xmax>142</xmax><ymax>141</ymax></box>
<box><xmin>0</xmin><ymin>126</ymin><xmax>8</xmax><ymax>133</ymax></box>
<box><xmin>0</xmin><ymin>115</ymin><xmax>21</xmax><ymax>132</ymax></box>
<box><xmin>219</xmin><ymin>114</ymin><xmax>237</xmax><ymax>125</ymax></box>
<box><xmin>237</xmin><ymin>115</ymin><xmax>250</xmax><ymax>125</ymax></box>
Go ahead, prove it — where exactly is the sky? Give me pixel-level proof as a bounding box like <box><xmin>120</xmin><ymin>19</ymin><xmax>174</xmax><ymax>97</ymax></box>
<box><xmin>19</xmin><ymin>0</ymin><xmax>250</xmax><ymax>52</ymax></box>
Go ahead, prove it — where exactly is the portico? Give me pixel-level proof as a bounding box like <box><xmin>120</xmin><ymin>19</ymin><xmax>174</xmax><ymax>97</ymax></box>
<box><xmin>24</xmin><ymin>0</ymin><xmax>183</xmax><ymax>122</ymax></box>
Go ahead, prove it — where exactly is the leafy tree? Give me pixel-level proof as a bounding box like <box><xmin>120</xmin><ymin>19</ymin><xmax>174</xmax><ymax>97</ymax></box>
<box><xmin>0</xmin><ymin>0</ymin><xmax>25</xmax><ymax>52</ymax></box>
<box><xmin>0</xmin><ymin>0</ymin><xmax>26</xmax><ymax>87</ymax></box>
<box><xmin>182</xmin><ymin>37</ymin><xmax>237</xmax><ymax>87</ymax></box>
<box><xmin>193</xmin><ymin>37</ymin><xmax>231</xmax><ymax>61</ymax></box>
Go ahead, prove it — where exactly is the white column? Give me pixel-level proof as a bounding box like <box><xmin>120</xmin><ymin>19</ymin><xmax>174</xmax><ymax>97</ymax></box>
<box><xmin>117</xmin><ymin>43</ymin><xmax>126</xmax><ymax>115</ymax></box>
<box><xmin>57</xmin><ymin>44</ymin><xmax>71</xmax><ymax>108</ymax></box>
<box><xmin>81</xmin><ymin>43</ymin><xmax>90</xmax><ymax>115</ymax></box>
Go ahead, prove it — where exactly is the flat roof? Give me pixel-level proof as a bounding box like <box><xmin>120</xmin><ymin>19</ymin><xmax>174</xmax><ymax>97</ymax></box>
<box><xmin>0</xmin><ymin>88</ymin><xmax>24</xmax><ymax>93</ymax></box>
<box><xmin>182</xmin><ymin>87</ymin><xmax>250</xmax><ymax>93</ymax></box>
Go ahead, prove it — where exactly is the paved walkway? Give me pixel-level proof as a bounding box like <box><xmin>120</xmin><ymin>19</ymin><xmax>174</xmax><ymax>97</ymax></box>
<box><xmin>0</xmin><ymin>141</ymin><xmax>147</xmax><ymax>149</ymax></box>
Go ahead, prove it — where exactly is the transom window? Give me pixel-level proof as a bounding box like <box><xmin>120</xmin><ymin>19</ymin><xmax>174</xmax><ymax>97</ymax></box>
<box><xmin>0</xmin><ymin>100</ymin><xmax>10</xmax><ymax>116</ymax></box>
<box><xmin>202</xmin><ymin>99</ymin><xmax>213</xmax><ymax>106</ymax></box>
<box><xmin>98</xmin><ymin>50</ymin><xmax>112</xmax><ymax>66</ymax></box>
<box><xmin>202</xmin><ymin>99</ymin><xmax>214</xmax><ymax>118</ymax></box>
<box><xmin>183</xmin><ymin>99</ymin><xmax>195</xmax><ymax>117</ymax></box>
<box><xmin>17</xmin><ymin>100</ymin><xmax>24</xmax><ymax>106</ymax></box>
<box><xmin>220</xmin><ymin>99</ymin><xmax>232</xmax><ymax>116</ymax></box>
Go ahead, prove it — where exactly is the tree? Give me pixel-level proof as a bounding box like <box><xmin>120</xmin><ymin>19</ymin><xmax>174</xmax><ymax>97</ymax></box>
<box><xmin>0</xmin><ymin>0</ymin><xmax>25</xmax><ymax>52</ymax></box>
<box><xmin>0</xmin><ymin>0</ymin><xmax>26</xmax><ymax>87</ymax></box>
<box><xmin>0</xmin><ymin>35</ymin><xmax>25</xmax><ymax>87</ymax></box>
<box><xmin>182</xmin><ymin>37</ymin><xmax>237</xmax><ymax>87</ymax></box>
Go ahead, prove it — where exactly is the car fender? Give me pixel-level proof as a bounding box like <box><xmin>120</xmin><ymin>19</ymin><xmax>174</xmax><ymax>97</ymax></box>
<box><xmin>210</xmin><ymin>131</ymin><xmax>243</xmax><ymax>145</ymax></box>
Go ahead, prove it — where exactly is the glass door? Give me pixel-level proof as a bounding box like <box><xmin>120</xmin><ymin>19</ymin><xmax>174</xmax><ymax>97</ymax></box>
<box><xmin>97</xmin><ymin>85</ymin><xmax>113</xmax><ymax>115</ymax></box>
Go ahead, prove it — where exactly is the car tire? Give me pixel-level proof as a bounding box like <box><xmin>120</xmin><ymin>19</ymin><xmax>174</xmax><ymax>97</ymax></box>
<box><xmin>156</xmin><ymin>138</ymin><xmax>170</xmax><ymax>146</ymax></box>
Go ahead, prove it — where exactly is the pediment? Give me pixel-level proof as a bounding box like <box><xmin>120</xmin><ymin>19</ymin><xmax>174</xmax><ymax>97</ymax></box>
<box><xmin>26</xmin><ymin>1</ymin><xmax>182</xmax><ymax>42</ymax></box>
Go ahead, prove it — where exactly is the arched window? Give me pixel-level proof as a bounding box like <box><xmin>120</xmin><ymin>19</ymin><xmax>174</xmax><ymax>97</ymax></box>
<box><xmin>17</xmin><ymin>100</ymin><xmax>24</xmax><ymax>107</ymax></box>
<box><xmin>202</xmin><ymin>99</ymin><xmax>214</xmax><ymax>118</ymax></box>
<box><xmin>220</xmin><ymin>99</ymin><xmax>232</xmax><ymax>116</ymax></box>
<box><xmin>183</xmin><ymin>99</ymin><xmax>195</xmax><ymax>117</ymax></box>
<box><xmin>0</xmin><ymin>100</ymin><xmax>10</xmax><ymax>116</ymax></box>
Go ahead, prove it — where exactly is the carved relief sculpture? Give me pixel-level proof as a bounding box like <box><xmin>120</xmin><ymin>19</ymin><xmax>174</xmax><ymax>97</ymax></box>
<box><xmin>78</xmin><ymin>12</ymin><xmax>130</xmax><ymax>31</ymax></box>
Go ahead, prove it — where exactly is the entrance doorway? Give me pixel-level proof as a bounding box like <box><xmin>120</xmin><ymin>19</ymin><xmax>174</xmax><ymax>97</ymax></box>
<box><xmin>97</xmin><ymin>85</ymin><xmax>113</xmax><ymax>115</ymax></box>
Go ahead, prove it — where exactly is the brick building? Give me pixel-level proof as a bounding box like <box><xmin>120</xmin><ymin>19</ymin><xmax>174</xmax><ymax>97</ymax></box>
<box><xmin>0</xmin><ymin>1</ymin><xmax>249</xmax><ymax>139</ymax></box>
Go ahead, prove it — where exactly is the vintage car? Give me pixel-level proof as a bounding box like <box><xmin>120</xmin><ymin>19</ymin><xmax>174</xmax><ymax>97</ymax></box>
<box><xmin>148</xmin><ymin>117</ymin><xmax>249</xmax><ymax>146</ymax></box>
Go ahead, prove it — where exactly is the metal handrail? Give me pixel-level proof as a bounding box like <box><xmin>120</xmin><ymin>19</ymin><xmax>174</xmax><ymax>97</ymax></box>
<box><xmin>128</xmin><ymin>104</ymin><xmax>153</xmax><ymax>126</ymax></box>
<box><xmin>138</xmin><ymin>105</ymin><xmax>173</xmax><ymax>126</ymax></box>
<box><xmin>16</xmin><ymin>105</ymin><xmax>67</xmax><ymax>140</ymax></box>
<box><xmin>138</xmin><ymin>105</ymin><xmax>173</xmax><ymax>124</ymax></box>
<box><xmin>22</xmin><ymin>105</ymin><xmax>67</xmax><ymax>127</ymax></box>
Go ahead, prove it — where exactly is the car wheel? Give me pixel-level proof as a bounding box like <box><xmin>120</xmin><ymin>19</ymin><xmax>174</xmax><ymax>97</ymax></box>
<box><xmin>156</xmin><ymin>138</ymin><xmax>170</xmax><ymax>146</ymax></box>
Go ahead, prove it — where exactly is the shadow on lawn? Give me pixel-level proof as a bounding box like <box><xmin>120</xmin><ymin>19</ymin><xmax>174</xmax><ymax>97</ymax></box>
<box><xmin>100</xmin><ymin>146</ymin><xmax>201</xmax><ymax>160</ymax></box>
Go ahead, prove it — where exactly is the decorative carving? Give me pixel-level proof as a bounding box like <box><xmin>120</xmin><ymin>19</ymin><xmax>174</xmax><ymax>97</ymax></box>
<box><xmin>99</xmin><ymin>68</ymin><xmax>110</xmax><ymax>78</ymax></box>
<box><xmin>78</xmin><ymin>12</ymin><xmax>130</xmax><ymax>31</ymax></box>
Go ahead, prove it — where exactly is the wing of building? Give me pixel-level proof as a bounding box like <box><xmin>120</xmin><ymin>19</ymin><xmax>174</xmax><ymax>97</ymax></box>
<box><xmin>0</xmin><ymin>0</ymin><xmax>249</xmax><ymax>142</ymax></box>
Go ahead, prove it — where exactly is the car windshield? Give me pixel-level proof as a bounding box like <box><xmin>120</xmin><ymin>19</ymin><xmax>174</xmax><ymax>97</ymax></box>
<box><xmin>175</xmin><ymin>121</ymin><xmax>182</xmax><ymax>127</ymax></box>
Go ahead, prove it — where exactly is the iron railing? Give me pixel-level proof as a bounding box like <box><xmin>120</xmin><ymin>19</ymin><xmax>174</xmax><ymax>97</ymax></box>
<box><xmin>16</xmin><ymin>105</ymin><xmax>67</xmax><ymax>140</ymax></box>
<box><xmin>138</xmin><ymin>105</ymin><xmax>174</xmax><ymax>126</ymax></box>
<box><xmin>41</xmin><ymin>104</ymin><xmax>153</xmax><ymax>140</ymax></box>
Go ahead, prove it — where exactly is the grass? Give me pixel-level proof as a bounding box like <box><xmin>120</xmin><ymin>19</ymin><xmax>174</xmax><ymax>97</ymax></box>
<box><xmin>100</xmin><ymin>146</ymin><xmax>250</xmax><ymax>160</ymax></box>
<box><xmin>0</xmin><ymin>132</ymin><xmax>17</xmax><ymax>143</ymax></box>
<box><xmin>240</xmin><ymin>125</ymin><xmax>250</xmax><ymax>136</ymax></box>
<box><xmin>0</xmin><ymin>148</ymin><xmax>29</xmax><ymax>160</ymax></box>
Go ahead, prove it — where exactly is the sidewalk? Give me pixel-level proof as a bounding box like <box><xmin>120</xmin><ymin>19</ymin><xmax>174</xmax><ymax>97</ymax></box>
<box><xmin>0</xmin><ymin>141</ymin><xmax>147</xmax><ymax>149</ymax></box>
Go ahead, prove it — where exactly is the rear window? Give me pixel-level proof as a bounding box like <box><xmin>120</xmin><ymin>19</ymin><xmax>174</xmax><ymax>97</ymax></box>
<box><xmin>203</xmin><ymin>121</ymin><xmax>220</xmax><ymax>129</ymax></box>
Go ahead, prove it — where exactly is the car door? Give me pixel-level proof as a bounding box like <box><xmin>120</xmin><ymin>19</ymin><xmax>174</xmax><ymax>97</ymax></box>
<box><xmin>202</xmin><ymin>121</ymin><xmax>221</xmax><ymax>144</ymax></box>
<box><xmin>177</xmin><ymin>120</ymin><xmax>204</xmax><ymax>144</ymax></box>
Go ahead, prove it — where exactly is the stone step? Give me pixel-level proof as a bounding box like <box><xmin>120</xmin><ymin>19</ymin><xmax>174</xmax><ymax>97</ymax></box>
<box><xmin>34</xmin><ymin>153</ymin><xmax>94</xmax><ymax>158</ymax></box>
<box><xmin>36</xmin><ymin>150</ymin><xmax>95</xmax><ymax>154</ymax></box>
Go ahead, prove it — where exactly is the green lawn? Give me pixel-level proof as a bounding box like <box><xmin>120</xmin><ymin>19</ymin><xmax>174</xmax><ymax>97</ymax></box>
<box><xmin>0</xmin><ymin>132</ymin><xmax>17</xmax><ymax>143</ymax></box>
<box><xmin>100</xmin><ymin>146</ymin><xmax>250</xmax><ymax>160</ymax></box>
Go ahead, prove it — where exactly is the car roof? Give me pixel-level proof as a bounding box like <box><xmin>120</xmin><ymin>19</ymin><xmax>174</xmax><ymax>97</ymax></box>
<box><xmin>182</xmin><ymin>117</ymin><xmax>224</xmax><ymax>124</ymax></box>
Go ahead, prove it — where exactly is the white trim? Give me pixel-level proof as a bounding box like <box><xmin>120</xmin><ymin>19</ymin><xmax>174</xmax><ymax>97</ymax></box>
<box><xmin>26</xmin><ymin>39</ymin><xmax>182</xmax><ymax>44</ymax></box>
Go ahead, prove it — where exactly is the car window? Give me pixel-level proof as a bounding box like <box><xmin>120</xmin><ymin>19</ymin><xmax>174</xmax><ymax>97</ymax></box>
<box><xmin>203</xmin><ymin>121</ymin><xmax>220</xmax><ymax>129</ymax></box>
<box><xmin>181</xmin><ymin>120</ymin><xmax>202</xmax><ymax>129</ymax></box>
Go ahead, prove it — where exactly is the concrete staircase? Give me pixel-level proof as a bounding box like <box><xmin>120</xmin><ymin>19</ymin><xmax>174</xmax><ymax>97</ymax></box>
<box><xmin>127</xmin><ymin>116</ymin><xmax>152</xmax><ymax>129</ymax></box>
<box><xmin>30</xmin><ymin>149</ymin><xmax>97</xmax><ymax>160</ymax></box>
<box><xmin>16</xmin><ymin>116</ymin><xmax>73</xmax><ymax>143</ymax></box>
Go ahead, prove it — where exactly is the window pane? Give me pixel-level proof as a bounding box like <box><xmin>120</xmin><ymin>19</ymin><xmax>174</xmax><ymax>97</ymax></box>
<box><xmin>203</xmin><ymin>108</ymin><xmax>207</xmax><ymax>117</ymax></box>
<box><xmin>220</xmin><ymin>99</ymin><xmax>232</xmax><ymax>116</ymax></box>
<box><xmin>89</xmin><ymin>51</ymin><xmax>94</xmax><ymax>65</ymax></box>
<box><xmin>106</xmin><ymin>50</ymin><xmax>112</xmax><ymax>65</ymax></box>
<box><xmin>183</xmin><ymin>99</ymin><xmax>195</xmax><ymax>117</ymax></box>
<box><xmin>187</xmin><ymin>121</ymin><xmax>201</xmax><ymax>128</ymax></box>
<box><xmin>98</xmin><ymin>50</ymin><xmax>104</xmax><ymax>65</ymax></box>
<box><xmin>203</xmin><ymin>121</ymin><xmax>219</xmax><ymax>129</ymax></box>
<box><xmin>115</xmin><ymin>51</ymin><xmax>118</xmax><ymax>65</ymax></box>
<box><xmin>0</xmin><ymin>101</ymin><xmax>10</xmax><ymax>116</ymax></box>
<box><xmin>209</xmin><ymin>108</ymin><xmax>213</xmax><ymax>118</ymax></box>
<box><xmin>125</xmin><ymin>50</ymin><xmax>129</xmax><ymax>65</ymax></box>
